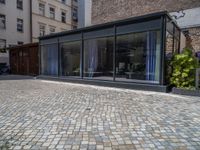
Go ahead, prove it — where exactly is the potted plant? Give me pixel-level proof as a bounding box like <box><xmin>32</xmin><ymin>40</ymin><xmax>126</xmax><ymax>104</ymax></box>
<box><xmin>170</xmin><ymin>48</ymin><xmax>200</xmax><ymax>96</ymax></box>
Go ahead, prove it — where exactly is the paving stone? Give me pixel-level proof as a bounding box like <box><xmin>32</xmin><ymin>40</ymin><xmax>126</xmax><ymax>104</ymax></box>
<box><xmin>0</xmin><ymin>77</ymin><xmax>199</xmax><ymax>149</ymax></box>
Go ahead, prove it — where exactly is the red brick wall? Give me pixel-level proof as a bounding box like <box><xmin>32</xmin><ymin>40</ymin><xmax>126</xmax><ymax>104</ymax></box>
<box><xmin>92</xmin><ymin>0</ymin><xmax>200</xmax><ymax>25</ymax></box>
<box><xmin>185</xmin><ymin>27</ymin><xmax>200</xmax><ymax>52</ymax></box>
<box><xmin>92</xmin><ymin>0</ymin><xmax>200</xmax><ymax>52</ymax></box>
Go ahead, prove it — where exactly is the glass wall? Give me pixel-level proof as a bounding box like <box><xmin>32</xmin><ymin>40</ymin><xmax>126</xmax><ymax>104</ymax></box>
<box><xmin>60</xmin><ymin>41</ymin><xmax>81</xmax><ymax>77</ymax></box>
<box><xmin>165</xmin><ymin>18</ymin><xmax>181</xmax><ymax>84</ymax></box>
<box><xmin>84</xmin><ymin>37</ymin><xmax>114</xmax><ymax>80</ymax></box>
<box><xmin>115</xmin><ymin>31</ymin><xmax>161</xmax><ymax>83</ymax></box>
<box><xmin>41</xmin><ymin>44</ymin><xmax>58</xmax><ymax>76</ymax></box>
<box><xmin>40</xmin><ymin>15</ymin><xmax>179</xmax><ymax>85</ymax></box>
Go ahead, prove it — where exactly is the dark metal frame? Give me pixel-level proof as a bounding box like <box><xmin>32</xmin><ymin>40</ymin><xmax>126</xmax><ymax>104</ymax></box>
<box><xmin>39</xmin><ymin>11</ymin><xmax>182</xmax><ymax>87</ymax></box>
<box><xmin>196</xmin><ymin>68</ymin><xmax>200</xmax><ymax>90</ymax></box>
<box><xmin>160</xmin><ymin>16</ymin><xmax>166</xmax><ymax>85</ymax></box>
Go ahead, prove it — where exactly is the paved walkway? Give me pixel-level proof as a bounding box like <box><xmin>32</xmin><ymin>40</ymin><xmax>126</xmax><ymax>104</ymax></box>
<box><xmin>0</xmin><ymin>76</ymin><xmax>200</xmax><ymax>150</ymax></box>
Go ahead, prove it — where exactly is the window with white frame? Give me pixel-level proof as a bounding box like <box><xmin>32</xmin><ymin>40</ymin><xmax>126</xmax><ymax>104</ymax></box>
<box><xmin>61</xmin><ymin>11</ymin><xmax>66</xmax><ymax>23</ymax></box>
<box><xmin>49</xmin><ymin>7</ymin><xmax>55</xmax><ymax>19</ymax></box>
<box><xmin>0</xmin><ymin>14</ymin><xmax>6</xmax><ymax>29</ymax></box>
<box><xmin>49</xmin><ymin>26</ymin><xmax>55</xmax><ymax>34</ymax></box>
<box><xmin>39</xmin><ymin>24</ymin><xmax>45</xmax><ymax>36</ymax></box>
<box><xmin>17</xmin><ymin>18</ymin><xmax>23</xmax><ymax>32</ymax></box>
<box><xmin>17</xmin><ymin>0</ymin><xmax>23</xmax><ymax>10</ymax></box>
<box><xmin>39</xmin><ymin>3</ymin><xmax>45</xmax><ymax>16</ymax></box>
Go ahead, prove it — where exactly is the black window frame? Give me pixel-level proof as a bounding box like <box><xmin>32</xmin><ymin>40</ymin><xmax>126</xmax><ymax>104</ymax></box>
<box><xmin>17</xmin><ymin>18</ymin><xmax>23</xmax><ymax>32</ymax></box>
<box><xmin>61</xmin><ymin>0</ymin><xmax>66</xmax><ymax>4</ymax></box>
<box><xmin>0</xmin><ymin>39</ymin><xmax>6</xmax><ymax>53</ymax></box>
<box><xmin>61</xmin><ymin>11</ymin><xmax>66</xmax><ymax>23</ymax></box>
<box><xmin>0</xmin><ymin>14</ymin><xmax>6</xmax><ymax>29</ymax></box>
<box><xmin>17</xmin><ymin>0</ymin><xmax>23</xmax><ymax>10</ymax></box>
<box><xmin>0</xmin><ymin>0</ymin><xmax>5</xmax><ymax>4</ymax></box>
<box><xmin>17</xmin><ymin>41</ymin><xmax>24</xmax><ymax>45</ymax></box>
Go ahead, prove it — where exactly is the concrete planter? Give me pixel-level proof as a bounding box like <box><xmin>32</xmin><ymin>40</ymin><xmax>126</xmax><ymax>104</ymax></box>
<box><xmin>172</xmin><ymin>87</ymin><xmax>200</xmax><ymax>97</ymax></box>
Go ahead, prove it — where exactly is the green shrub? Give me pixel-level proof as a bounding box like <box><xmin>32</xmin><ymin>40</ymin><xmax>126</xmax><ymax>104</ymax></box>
<box><xmin>170</xmin><ymin>48</ymin><xmax>200</xmax><ymax>89</ymax></box>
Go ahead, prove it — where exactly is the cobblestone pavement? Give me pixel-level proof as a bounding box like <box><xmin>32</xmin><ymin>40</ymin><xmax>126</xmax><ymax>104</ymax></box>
<box><xmin>0</xmin><ymin>77</ymin><xmax>200</xmax><ymax>150</ymax></box>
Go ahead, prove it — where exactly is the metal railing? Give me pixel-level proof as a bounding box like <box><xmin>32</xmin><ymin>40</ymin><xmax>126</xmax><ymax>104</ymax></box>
<box><xmin>196</xmin><ymin>68</ymin><xmax>200</xmax><ymax>90</ymax></box>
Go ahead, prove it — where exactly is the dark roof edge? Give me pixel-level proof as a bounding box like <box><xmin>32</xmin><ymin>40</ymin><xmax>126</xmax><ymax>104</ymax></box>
<box><xmin>8</xmin><ymin>43</ymin><xmax>39</xmax><ymax>50</ymax></box>
<box><xmin>40</xmin><ymin>11</ymin><xmax>169</xmax><ymax>40</ymax></box>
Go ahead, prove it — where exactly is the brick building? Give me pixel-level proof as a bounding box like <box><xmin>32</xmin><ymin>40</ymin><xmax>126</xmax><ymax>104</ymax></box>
<box><xmin>92</xmin><ymin>0</ymin><xmax>200</xmax><ymax>52</ymax></box>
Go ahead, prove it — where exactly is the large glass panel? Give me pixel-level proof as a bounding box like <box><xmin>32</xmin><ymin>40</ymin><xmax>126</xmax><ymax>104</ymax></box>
<box><xmin>41</xmin><ymin>44</ymin><xmax>58</xmax><ymax>76</ymax></box>
<box><xmin>60</xmin><ymin>41</ymin><xmax>81</xmax><ymax>77</ymax></box>
<box><xmin>116</xmin><ymin>31</ymin><xmax>161</xmax><ymax>83</ymax></box>
<box><xmin>84</xmin><ymin>37</ymin><xmax>114</xmax><ymax>80</ymax></box>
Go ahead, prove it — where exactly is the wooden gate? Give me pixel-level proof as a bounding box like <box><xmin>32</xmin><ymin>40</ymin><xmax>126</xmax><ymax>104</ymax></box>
<box><xmin>9</xmin><ymin>43</ymin><xmax>39</xmax><ymax>76</ymax></box>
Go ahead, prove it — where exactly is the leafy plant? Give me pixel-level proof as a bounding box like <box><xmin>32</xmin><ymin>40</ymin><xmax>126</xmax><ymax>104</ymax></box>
<box><xmin>170</xmin><ymin>48</ymin><xmax>200</xmax><ymax>89</ymax></box>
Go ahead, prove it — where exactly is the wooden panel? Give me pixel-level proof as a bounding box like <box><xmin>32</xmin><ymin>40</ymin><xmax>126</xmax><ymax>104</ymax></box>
<box><xmin>10</xmin><ymin>50</ymin><xmax>19</xmax><ymax>74</ymax></box>
<box><xmin>29</xmin><ymin>46</ymin><xmax>39</xmax><ymax>75</ymax></box>
<box><xmin>9</xmin><ymin>43</ymin><xmax>39</xmax><ymax>76</ymax></box>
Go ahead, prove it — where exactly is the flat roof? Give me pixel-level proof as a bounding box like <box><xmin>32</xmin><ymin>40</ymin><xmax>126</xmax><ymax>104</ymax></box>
<box><xmin>40</xmin><ymin>11</ymin><xmax>179</xmax><ymax>40</ymax></box>
<box><xmin>8</xmin><ymin>43</ymin><xmax>38</xmax><ymax>50</ymax></box>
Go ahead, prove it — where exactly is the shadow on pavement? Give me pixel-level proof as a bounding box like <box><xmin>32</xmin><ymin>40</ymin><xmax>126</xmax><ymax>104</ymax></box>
<box><xmin>0</xmin><ymin>75</ymin><xmax>36</xmax><ymax>80</ymax></box>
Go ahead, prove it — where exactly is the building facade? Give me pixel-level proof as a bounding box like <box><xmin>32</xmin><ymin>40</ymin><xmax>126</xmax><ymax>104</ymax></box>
<box><xmin>0</xmin><ymin>0</ymin><xmax>78</xmax><ymax>65</ymax></box>
<box><xmin>92</xmin><ymin>0</ymin><xmax>200</xmax><ymax>52</ymax></box>
<box><xmin>31</xmin><ymin>0</ymin><xmax>78</xmax><ymax>43</ymax></box>
<box><xmin>0</xmin><ymin>0</ymin><xmax>31</xmax><ymax>65</ymax></box>
<box><xmin>78</xmin><ymin>0</ymin><xmax>92</xmax><ymax>28</ymax></box>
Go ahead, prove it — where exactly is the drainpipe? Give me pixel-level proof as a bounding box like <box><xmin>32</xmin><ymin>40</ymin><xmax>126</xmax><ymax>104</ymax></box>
<box><xmin>30</xmin><ymin>0</ymin><xmax>33</xmax><ymax>43</ymax></box>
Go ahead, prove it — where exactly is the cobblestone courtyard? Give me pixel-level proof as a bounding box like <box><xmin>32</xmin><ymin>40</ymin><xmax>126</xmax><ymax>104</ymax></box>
<box><xmin>0</xmin><ymin>76</ymin><xmax>200</xmax><ymax>150</ymax></box>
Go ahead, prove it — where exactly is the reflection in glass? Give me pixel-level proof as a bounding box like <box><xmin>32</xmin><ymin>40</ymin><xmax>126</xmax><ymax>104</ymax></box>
<box><xmin>166</xmin><ymin>31</ymin><xmax>174</xmax><ymax>59</ymax></box>
<box><xmin>41</xmin><ymin>44</ymin><xmax>58</xmax><ymax>76</ymax></box>
<box><xmin>165</xmin><ymin>19</ymin><xmax>177</xmax><ymax>84</ymax></box>
<box><xmin>116</xmin><ymin>31</ymin><xmax>161</xmax><ymax>83</ymax></box>
<box><xmin>84</xmin><ymin>37</ymin><xmax>113</xmax><ymax>80</ymax></box>
<box><xmin>61</xmin><ymin>41</ymin><xmax>81</xmax><ymax>77</ymax></box>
